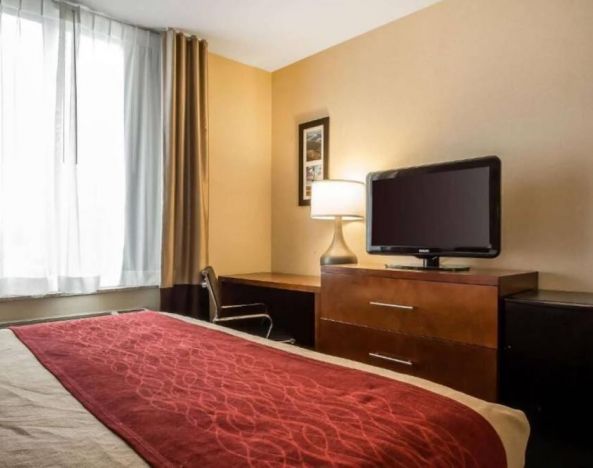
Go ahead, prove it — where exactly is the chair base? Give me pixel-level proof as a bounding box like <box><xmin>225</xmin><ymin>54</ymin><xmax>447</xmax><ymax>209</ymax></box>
<box><xmin>222</xmin><ymin>320</ymin><xmax>295</xmax><ymax>344</ymax></box>
<box><xmin>269</xmin><ymin>329</ymin><xmax>296</xmax><ymax>344</ymax></box>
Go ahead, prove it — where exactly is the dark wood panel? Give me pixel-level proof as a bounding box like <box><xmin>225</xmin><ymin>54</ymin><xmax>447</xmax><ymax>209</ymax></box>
<box><xmin>221</xmin><ymin>282</ymin><xmax>315</xmax><ymax>348</ymax></box>
<box><xmin>318</xmin><ymin>319</ymin><xmax>497</xmax><ymax>401</ymax></box>
<box><xmin>502</xmin><ymin>299</ymin><xmax>593</xmax><ymax>439</ymax></box>
<box><xmin>321</xmin><ymin>272</ymin><xmax>499</xmax><ymax>348</ymax></box>
<box><xmin>314</xmin><ymin>292</ymin><xmax>321</xmax><ymax>348</ymax></box>
<box><xmin>502</xmin><ymin>294</ymin><xmax>593</xmax><ymax>466</ymax></box>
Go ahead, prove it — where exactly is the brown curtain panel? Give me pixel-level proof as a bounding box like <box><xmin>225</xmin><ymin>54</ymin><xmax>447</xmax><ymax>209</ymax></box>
<box><xmin>160</xmin><ymin>30</ymin><xmax>209</xmax><ymax>317</ymax></box>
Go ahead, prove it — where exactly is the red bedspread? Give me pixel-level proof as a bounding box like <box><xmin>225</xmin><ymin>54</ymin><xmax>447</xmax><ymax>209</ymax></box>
<box><xmin>11</xmin><ymin>312</ymin><xmax>506</xmax><ymax>467</ymax></box>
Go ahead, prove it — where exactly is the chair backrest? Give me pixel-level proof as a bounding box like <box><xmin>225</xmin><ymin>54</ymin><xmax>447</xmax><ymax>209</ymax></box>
<box><xmin>201</xmin><ymin>266</ymin><xmax>222</xmax><ymax>322</ymax></box>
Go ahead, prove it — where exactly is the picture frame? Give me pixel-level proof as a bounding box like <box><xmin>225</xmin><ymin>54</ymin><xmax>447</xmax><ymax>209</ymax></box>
<box><xmin>298</xmin><ymin>117</ymin><xmax>329</xmax><ymax>206</ymax></box>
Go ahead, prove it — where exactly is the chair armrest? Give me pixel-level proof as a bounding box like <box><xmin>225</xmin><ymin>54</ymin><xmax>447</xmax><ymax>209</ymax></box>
<box><xmin>221</xmin><ymin>303</ymin><xmax>268</xmax><ymax>315</ymax></box>
<box><xmin>213</xmin><ymin>313</ymin><xmax>273</xmax><ymax>338</ymax></box>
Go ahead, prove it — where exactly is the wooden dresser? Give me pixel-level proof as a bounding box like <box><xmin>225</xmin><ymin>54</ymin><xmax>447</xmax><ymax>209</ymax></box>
<box><xmin>317</xmin><ymin>264</ymin><xmax>538</xmax><ymax>401</ymax></box>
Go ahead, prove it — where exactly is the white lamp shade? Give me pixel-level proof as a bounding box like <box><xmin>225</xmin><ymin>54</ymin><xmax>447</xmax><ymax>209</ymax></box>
<box><xmin>311</xmin><ymin>179</ymin><xmax>365</xmax><ymax>220</ymax></box>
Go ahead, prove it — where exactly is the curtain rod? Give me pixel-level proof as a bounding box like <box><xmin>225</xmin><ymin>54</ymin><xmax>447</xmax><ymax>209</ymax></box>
<box><xmin>51</xmin><ymin>1</ymin><xmax>206</xmax><ymax>45</ymax></box>
<box><xmin>54</xmin><ymin>1</ymin><xmax>205</xmax><ymax>39</ymax></box>
<box><xmin>53</xmin><ymin>0</ymin><xmax>165</xmax><ymax>34</ymax></box>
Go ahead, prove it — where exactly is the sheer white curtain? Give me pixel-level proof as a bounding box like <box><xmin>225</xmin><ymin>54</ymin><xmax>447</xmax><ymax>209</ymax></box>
<box><xmin>0</xmin><ymin>0</ymin><xmax>162</xmax><ymax>297</ymax></box>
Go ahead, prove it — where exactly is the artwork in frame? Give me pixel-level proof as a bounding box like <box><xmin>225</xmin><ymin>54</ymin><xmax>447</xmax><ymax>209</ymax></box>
<box><xmin>298</xmin><ymin>117</ymin><xmax>329</xmax><ymax>206</ymax></box>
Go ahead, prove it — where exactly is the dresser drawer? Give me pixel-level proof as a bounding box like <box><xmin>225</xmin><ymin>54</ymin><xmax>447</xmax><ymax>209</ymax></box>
<box><xmin>321</xmin><ymin>273</ymin><xmax>499</xmax><ymax>348</ymax></box>
<box><xmin>318</xmin><ymin>319</ymin><xmax>497</xmax><ymax>401</ymax></box>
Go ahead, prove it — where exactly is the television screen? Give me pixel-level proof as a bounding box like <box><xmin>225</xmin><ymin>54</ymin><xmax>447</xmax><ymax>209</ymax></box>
<box><xmin>366</xmin><ymin>156</ymin><xmax>500</xmax><ymax>258</ymax></box>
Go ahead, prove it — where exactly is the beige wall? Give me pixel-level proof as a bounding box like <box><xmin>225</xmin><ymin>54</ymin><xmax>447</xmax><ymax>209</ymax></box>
<box><xmin>209</xmin><ymin>53</ymin><xmax>272</xmax><ymax>275</ymax></box>
<box><xmin>271</xmin><ymin>0</ymin><xmax>593</xmax><ymax>291</ymax></box>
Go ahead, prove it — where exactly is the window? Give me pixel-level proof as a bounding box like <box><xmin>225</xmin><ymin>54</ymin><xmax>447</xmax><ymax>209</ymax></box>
<box><xmin>0</xmin><ymin>2</ymin><xmax>162</xmax><ymax>298</ymax></box>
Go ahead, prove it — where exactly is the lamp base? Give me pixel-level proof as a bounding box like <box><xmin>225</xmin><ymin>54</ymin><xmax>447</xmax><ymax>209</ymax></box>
<box><xmin>320</xmin><ymin>253</ymin><xmax>358</xmax><ymax>266</ymax></box>
<box><xmin>320</xmin><ymin>217</ymin><xmax>358</xmax><ymax>266</ymax></box>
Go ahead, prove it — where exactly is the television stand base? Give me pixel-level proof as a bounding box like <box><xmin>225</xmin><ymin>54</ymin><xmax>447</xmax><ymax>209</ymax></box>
<box><xmin>386</xmin><ymin>256</ymin><xmax>470</xmax><ymax>272</ymax></box>
<box><xmin>385</xmin><ymin>264</ymin><xmax>470</xmax><ymax>272</ymax></box>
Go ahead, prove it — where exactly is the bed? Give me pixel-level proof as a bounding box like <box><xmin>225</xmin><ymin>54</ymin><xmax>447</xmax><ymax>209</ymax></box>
<box><xmin>0</xmin><ymin>311</ymin><xmax>528</xmax><ymax>467</ymax></box>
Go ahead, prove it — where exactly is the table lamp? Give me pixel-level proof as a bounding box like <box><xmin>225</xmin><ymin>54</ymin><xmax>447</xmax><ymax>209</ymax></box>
<box><xmin>311</xmin><ymin>179</ymin><xmax>365</xmax><ymax>265</ymax></box>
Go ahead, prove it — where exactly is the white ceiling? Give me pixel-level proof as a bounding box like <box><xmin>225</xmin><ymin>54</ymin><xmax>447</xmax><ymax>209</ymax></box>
<box><xmin>79</xmin><ymin>0</ymin><xmax>441</xmax><ymax>71</ymax></box>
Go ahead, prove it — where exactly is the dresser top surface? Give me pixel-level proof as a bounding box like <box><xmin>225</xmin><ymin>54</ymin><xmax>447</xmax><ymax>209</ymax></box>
<box><xmin>322</xmin><ymin>264</ymin><xmax>538</xmax><ymax>287</ymax></box>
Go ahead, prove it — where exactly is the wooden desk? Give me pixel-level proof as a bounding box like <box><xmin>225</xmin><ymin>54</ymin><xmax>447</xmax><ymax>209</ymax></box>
<box><xmin>219</xmin><ymin>273</ymin><xmax>321</xmax><ymax>348</ymax></box>
<box><xmin>220</xmin><ymin>273</ymin><xmax>320</xmax><ymax>293</ymax></box>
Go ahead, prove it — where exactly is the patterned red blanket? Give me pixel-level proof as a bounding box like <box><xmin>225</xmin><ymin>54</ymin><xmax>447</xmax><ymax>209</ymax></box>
<box><xmin>11</xmin><ymin>312</ymin><xmax>506</xmax><ymax>467</ymax></box>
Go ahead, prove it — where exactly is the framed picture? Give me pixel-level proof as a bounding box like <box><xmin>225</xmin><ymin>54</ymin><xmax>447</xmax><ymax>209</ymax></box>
<box><xmin>298</xmin><ymin>117</ymin><xmax>329</xmax><ymax>206</ymax></box>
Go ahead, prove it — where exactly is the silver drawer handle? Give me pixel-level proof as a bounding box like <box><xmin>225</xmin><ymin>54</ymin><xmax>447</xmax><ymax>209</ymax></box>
<box><xmin>369</xmin><ymin>301</ymin><xmax>415</xmax><ymax>311</ymax></box>
<box><xmin>369</xmin><ymin>352</ymin><xmax>414</xmax><ymax>367</ymax></box>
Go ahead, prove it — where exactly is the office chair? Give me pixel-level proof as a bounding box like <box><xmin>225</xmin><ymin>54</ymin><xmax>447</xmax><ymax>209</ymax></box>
<box><xmin>200</xmin><ymin>266</ymin><xmax>295</xmax><ymax>344</ymax></box>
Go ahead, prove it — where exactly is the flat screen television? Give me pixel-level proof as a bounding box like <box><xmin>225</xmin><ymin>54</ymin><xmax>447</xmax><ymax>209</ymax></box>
<box><xmin>366</xmin><ymin>156</ymin><xmax>501</xmax><ymax>271</ymax></box>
